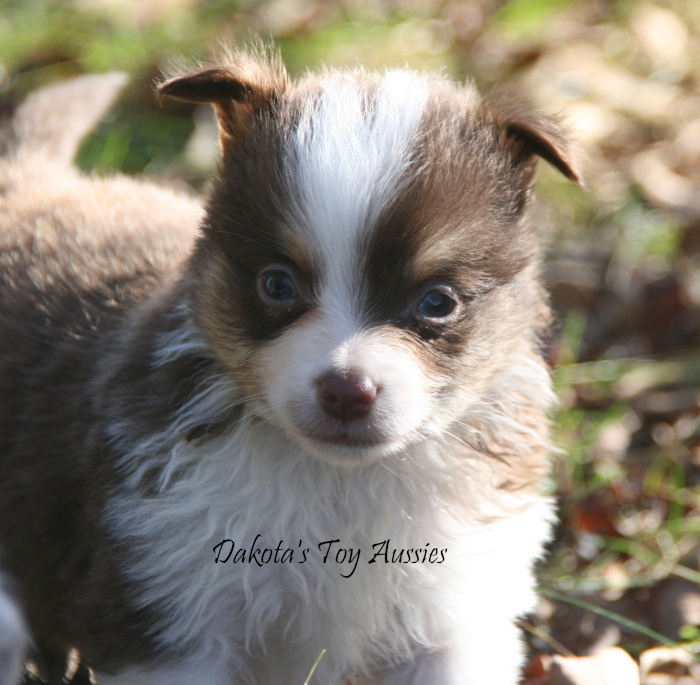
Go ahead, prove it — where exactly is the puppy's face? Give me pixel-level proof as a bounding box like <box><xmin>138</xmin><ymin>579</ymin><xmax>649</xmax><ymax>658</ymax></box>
<box><xmin>161</xmin><ymin>55</ymin><xmax>581</xmax><ymax>466</ymax></box>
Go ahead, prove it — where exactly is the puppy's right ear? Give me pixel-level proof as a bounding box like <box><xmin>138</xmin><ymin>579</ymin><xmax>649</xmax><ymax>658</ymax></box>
<box><xmin>158</xmin><ymin>55</ymin><xmax>287</xmax><ymax>148</ymax></box>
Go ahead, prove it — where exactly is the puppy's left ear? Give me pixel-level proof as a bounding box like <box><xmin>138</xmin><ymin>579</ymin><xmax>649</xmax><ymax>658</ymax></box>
<box><xmin>484</xmin><ymin>94</ymin><xmax>585</xmax><ymax>188</ymax></box>
<box><xmin>158</xmin><ymin>52</ymin><xmax>287</xmax><ymax>149</ymax></box>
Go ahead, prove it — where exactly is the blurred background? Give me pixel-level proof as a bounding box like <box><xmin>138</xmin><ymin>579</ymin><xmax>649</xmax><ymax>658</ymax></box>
<box><xmin>2</xmin><ymin>0</ymin><xmax>700</xmax><ymax>682</ymax></box>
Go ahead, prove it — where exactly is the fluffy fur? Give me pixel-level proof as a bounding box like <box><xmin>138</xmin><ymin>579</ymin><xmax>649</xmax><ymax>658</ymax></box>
<box><xmin>0</xmin><ymin>48</ymin><xmax>581</xmax><ymax>685</ymax></box>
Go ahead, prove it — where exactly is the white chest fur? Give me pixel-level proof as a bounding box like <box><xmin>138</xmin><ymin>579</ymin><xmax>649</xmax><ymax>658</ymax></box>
<box><xmin>106</xmin><ymin>382</ymin><xmax>552</xmax><ymax>685</ymax></box>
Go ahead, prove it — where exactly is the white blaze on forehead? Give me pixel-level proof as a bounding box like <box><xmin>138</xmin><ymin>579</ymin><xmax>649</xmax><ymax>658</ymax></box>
<box><xmin>289</xmin><ymin>70</ymin><xmax>430</xmax><ymax>321</ymax></box>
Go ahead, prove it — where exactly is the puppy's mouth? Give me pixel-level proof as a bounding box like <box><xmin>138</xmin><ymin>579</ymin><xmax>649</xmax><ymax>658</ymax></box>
<box><xmin>289</xmin><ymin>416</ymin><xmax>401</xmax><ymax>463</ymax></box>
<box><xmin>302</xmin><ymin>430</ymin><xmax>385</xmax><ymax>450</ymax></box>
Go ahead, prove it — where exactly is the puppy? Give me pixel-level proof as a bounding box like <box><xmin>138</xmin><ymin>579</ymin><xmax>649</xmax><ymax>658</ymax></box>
<box><xmin>0</xmin><ymin>48</ymin><xmax>581</xmax><ymax>685</ymax></box>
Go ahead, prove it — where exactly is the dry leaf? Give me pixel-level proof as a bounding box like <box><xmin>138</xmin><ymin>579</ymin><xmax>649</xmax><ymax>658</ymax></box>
<box><xmin>550</xmin><ymin>647</ymin><xmax>639</xmax><ymax>685</ymax></box>
<box><xmin>639</xmin><ymin>646</ymin><xmax>700</xmax><ymax>681</ymax></box>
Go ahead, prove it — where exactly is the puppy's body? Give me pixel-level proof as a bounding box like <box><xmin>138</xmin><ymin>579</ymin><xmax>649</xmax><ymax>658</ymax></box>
<box><xmin>0</xmin><ymin>54</ymin><xmax>580</xmax><ymax>684</ymax></box>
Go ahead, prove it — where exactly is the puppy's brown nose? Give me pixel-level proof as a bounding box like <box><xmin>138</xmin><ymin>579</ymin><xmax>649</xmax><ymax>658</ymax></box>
<box><xmin>317</xmin><ymin>371</ymin><xmax>378</xmax><ymax>422</ymax></box>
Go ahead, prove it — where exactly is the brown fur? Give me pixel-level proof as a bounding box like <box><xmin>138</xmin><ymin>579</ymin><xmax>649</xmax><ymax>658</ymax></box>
<box><xmin>0</xmin><ymin>75</ymin><xmax>204</xmax><ymax>673</ymax></box>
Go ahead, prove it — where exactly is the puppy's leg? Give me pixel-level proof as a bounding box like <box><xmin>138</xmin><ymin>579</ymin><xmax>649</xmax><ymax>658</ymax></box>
<box><xmin>382</xmin><ymin>503</ymin><xmax>551</xmax><ymax>685</ymax></box>
<box><xmin>381</xmin><ymin>620</ymin><xmax>525</xmax><ymax>685</ymax></box>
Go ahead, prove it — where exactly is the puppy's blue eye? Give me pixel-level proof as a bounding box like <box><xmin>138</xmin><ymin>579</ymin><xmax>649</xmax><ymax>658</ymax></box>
<box><xmin>262</xmin><ymin>272</ymin><xmax>298</xmax><ymax>301</ymax></box>
<box><xmin>417</xmin><ymin>291</ymin><xmax>456</xmax><ymax>319</ymax></box>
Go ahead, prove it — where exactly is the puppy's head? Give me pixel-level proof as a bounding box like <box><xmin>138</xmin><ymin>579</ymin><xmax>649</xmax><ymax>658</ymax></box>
<box><xmin>160</xmin><ymin>49</ymin><xmax>582</xmax><ymax>466</ymax></box>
